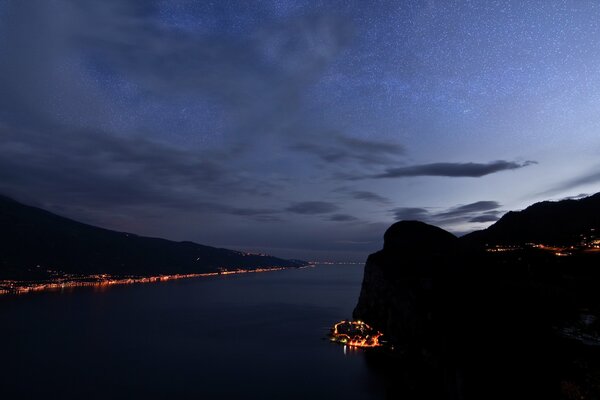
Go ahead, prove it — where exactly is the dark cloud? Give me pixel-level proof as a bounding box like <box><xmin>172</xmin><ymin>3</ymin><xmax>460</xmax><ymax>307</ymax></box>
<box><xmin>373</xmin><ymin>160</ymin><xmax>537</xmax><ymax>179</ymax></box>
<box><xmin>286</xmin><ymin>201</ymin><xmax>339</xmax><ymax>215</ymax></box>
<box><xmin>436</xmin><ymin>201</ymin><xmax>500</xmax><ymax>219</ymax></box>
<box><xmin>392</xmin><ymin>207</ymin><xmax>430</xmax><ymax>221</ymax></box>
<box><xmin>469</xmin><ymin>211</ymin><xmax>502</xmax><ymax>223</ymax></box>
<box><xmin>392</xmin><ymin>201</ymin><xmax>503</xmax><ymax>226</ymax></box>
<box><xmin>291</xmin><ymin>134</ymin><xmax>405</xmax><ymax>166</ymax></box>
<box><xmin>328</xmin><ymin>214</ymin><xmax>359</xmax><ymax>222</ymax></box>
<box><xmin>350</xmin><ymin>190</ymin><xmax>391</xmax><ymax>204</ymax></box>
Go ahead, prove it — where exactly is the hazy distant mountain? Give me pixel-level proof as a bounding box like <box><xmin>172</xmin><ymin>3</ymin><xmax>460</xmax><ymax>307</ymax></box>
<box><xmin>0</xmin><ymin>195</ymin><xmax>305</xmax><ymax>280</ymax></box>
<box><xmin>462</xmin><ymin>192</ymin><xmax>600</xmax><ymax>246</ymax></box>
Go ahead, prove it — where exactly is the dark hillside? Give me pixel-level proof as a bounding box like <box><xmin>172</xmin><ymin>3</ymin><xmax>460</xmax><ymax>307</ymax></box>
<box><xmin>0</xmin><ymin>195</ymin><xmax>304</xmax><ymax>280</ymax></box>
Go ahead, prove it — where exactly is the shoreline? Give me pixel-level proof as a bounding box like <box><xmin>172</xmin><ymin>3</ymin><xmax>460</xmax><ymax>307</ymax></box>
<box><xmin>0</xmin><ymin>264</ymin><xmax>315</xmax><ymax>296</ymax></box>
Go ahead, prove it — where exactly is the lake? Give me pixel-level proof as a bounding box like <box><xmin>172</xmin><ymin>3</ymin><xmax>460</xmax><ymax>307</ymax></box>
<box><xmin>0</xmin><ymin>264</ymin><xmax>386</xmax><ymax>399</ymax></box>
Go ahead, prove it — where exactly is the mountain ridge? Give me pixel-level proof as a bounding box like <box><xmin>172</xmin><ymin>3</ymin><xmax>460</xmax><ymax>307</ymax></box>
<box><xmin>0</xmin><ymin>195</ymin><xmax>305</xmax><ymax>280</ymax></box>
<box><xmin>462</xmin><ymin>191</ymin><xmax>600</xmax><ymax>246</ymax></box>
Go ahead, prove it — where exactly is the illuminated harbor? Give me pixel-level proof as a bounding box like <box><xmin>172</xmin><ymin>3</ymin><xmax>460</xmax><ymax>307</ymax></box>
<box><xmin>330</xmin><ymin>320</ymin><xmax>383</xmax><ymax>348</ymax></box>
<box><xmin>0</xmin><ymin>266</ymin><xmax>307</xmax><ymax>296</ymax></box>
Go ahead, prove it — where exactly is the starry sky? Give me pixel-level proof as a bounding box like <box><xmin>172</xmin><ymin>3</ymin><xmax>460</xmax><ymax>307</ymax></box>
<box><xmin>2</xmin><ymin>0</ymin><xmax>600</xmax><ymax>261</ymax></box>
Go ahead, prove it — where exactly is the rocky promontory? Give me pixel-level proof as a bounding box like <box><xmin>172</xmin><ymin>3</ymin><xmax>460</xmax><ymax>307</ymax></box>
<box><xmin>353</xmin><ymin>221</ymin><xmax>458</xmax><ymax>349</ymax></box>
<box><xmin>352</xmin><ymin>206</ymin><xmax>600</xmax><ymax>399</ymax></box>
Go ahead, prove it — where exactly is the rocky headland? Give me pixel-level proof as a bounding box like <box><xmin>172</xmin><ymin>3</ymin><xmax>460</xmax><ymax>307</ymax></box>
<box><xmin>353</xmin><ymin>193</ymin><xmax>600</xmax><ymax>399</ymax></box>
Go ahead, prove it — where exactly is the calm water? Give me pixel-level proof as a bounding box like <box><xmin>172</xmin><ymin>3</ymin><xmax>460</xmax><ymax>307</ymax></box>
<box><xmin>0</xmin><ymin>264</ymin><xmax>386</xmax><ymax>399</ymax></box>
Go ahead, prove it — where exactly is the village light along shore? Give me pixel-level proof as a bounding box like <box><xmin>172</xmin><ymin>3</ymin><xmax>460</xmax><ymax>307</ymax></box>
<box><xmin>330</xmin><ymin>320</ymin><xmax>383</xmax><ymax>348</ymax></box>
<box><xmin>0</xmin><ymin>265</ymin><xmax>313</xmax><ymax>296</ymax></box>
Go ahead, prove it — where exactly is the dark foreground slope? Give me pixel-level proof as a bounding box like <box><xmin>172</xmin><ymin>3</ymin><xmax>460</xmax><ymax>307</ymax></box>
<box><xmin>353</xmin><ymin>193</ymin><xmax>600</xmax><ymax>400</ymax></box>
<box><xmin>0</xmin><ymin>195</ymin><xmax>305</xmax><ymax>280</ymax></box>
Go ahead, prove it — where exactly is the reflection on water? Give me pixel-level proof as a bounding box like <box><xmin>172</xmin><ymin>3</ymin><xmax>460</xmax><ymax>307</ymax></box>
<box><xmin>0</xmin><ymin>264</ymin><xmax>386</xmax><ymax>399</ymax></box>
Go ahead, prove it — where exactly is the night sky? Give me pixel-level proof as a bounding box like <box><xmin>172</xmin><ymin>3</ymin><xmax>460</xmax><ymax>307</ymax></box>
<box><xmin>2</xmin><ymin>1</ymin><xmax>600</xmax><ymax>261</ymax></box>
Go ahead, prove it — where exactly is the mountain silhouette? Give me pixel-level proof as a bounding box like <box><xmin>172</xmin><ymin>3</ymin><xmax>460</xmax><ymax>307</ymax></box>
<box><xmin>353</xmin><ymin>192</ymin><xmax>600</xmax><ymax>399</ymax></box>
<box><xmin>463</xmin><ymin>192</ymin><xmax>600</xmax><ymax>246</ymax></box>
<box><xmin>0</xmin><ymin>195</ymin><xmax>305</xmax><ymax>280</ymax></box>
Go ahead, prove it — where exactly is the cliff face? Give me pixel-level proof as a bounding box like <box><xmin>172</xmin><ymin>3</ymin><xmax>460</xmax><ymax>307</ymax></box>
<box><xmin>353</xmin><ymin>221</ymin><xmax>458</xmax><ymax>349</ymax></box>
<box><xmin>351</xmin><ymin>219</ymin><xmax>598</xmax><ymax>399</ymax></box>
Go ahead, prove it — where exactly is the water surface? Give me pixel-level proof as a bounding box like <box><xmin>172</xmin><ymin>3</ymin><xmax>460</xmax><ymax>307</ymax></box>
<box><xmin>0</xmin><ymin>264</ymin><xmax>385</xmax><ymax>399</ymax></box>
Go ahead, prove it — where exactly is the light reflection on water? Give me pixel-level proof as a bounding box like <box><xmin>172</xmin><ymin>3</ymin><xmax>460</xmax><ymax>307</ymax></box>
<box><xmin>0</xmin><ymin>264</ymin><xmax>386</xmax><ymax>399</ymax></box>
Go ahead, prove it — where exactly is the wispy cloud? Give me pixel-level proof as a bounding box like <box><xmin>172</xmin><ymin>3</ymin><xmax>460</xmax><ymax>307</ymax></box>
<box><xmin>328</xmin><ymin>214</ymin><xmax>359</xmax><ymax>222</ymax></box>
<box><xmin>469</xmin><ymin>211</ymin><xmax>502</xmax><ymax>223</ymax></box>
<box><xmin>392</xmin><ymin>207</ymin><xmax>430</xmax><ymax>221</ymax></box>
<box><xmin>286</xmin><ymin>201</ymin><xmax>339</xmax><ymax>215</ymax></box>
<box><xmin>0</xmin><ymin>125</ymin><xmax>282</xmax><ymax>220</ymax></box>
<box><xmin>560</xmin><ymin>193</ymin><xmax>591</xmax><ymax>201</ymax></box>
<box><xmin>291</xmin><ymin>134</ymin><xmax>405</xmax><ymax>166</ymax></box>
<box><xmin>392</xmin><ymin>200</ymin><xmax>503</xmax><ymax>226</ymax></box>
<box><xmin>0</xmin><ymin>2</ymin><xmax>354</xmax><ymax>230</ymax></box>
<box><xmin>538</xmin><ymin>168</ymin><xmax>600</xmax><ymax>198</ymax></box>
<box><xmin>349</xmin><ymin>190</ymin><xmax>391</xmax><ymax>204</ymax></box>
<box><xmin>333</xmin><ymin>187</ymin><xmax>391</xmax><ymax>204</ymax></box>
<box><xmin>435</xmin><ymin>201</ymin><xmax>500</xmax><ymax>219</ymax></box>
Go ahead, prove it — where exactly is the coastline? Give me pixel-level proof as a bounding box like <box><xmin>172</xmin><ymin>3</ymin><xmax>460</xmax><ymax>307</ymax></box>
<box><xmin>0</xmin><ymin>264</ymin><xmax>315</xmax><ymax>296</ymax></box>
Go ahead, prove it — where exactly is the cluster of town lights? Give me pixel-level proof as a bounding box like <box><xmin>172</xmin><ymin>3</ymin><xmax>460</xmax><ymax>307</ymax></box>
<box><xmin>330</xmin><ymin>320</ymin><xmax>383</xmax><ymax>348</ymax></box>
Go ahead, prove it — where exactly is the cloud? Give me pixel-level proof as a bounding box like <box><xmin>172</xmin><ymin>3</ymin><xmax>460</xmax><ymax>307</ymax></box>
<box><xmin>0</xmin><ymin>124</ymin><xmax>281</xmax><ymax>219</ymax></box>
<box><xmin>538</xmin><ymin>169</ymin><xmax>600</xmax><ymax>198</ymax></box>
<box><xmin>350</xmin><ymin>190</ymin><xmax>391</xmax><ymax>204</ymax></box>
<box><xmin>372</xmin><ymin>160</ymin><xmax>537</xmax><ymax>179</ymax></box>
<box><xmin>392</xmin><ymin>207</ymin><xmax>430</xmax><ymax>221</ymax></box>
<box><xmin>333</xmin><ymin>187</ymin><xmax>390</xmax><ymax>204</ymax></box>
<box><xmin>0</xmin><ymin>2</ymin><xmax>355</xmax><ymax>229</ymax></box>
<box><xmin>560</xmin><ymin>193</ymin><xmax>591</xmax><ymax>201</ymax></box>
<box><xmin>0</xmin><ymin>1</ymin><xmax>537</xmax><ymax>260</ymax></box>
<box><xmin>291</xmin><ymin>134</ymin><xmax>405</xmax><ymax>166</ymax></box>
<box><xmin>328</xmin><ymin>214</ymin><xmax>359</xmax><ymax>222</ymax></box>
<box><xmin>392</xmin><ymin>201</ymin><xmax>503</xmax><ymax>226</ymax></box>
<box><xmin>469</xmin><ymin>211</ymin><xmax>502</xmax><ymax>223</ymax></box>
<box><xmin>286</xmin><ymin>201</ymin><xmax>339</xmax><ymax>215</ymax></box>
<box><xmin>435</xmin><ymin>201</ymin><xmax>500</xmax><ymax>219</ymax></box>
<box><xmin>0</xmin><ymin>1</ymin><xmax>354</xmax><ymax>154</ymax></box>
